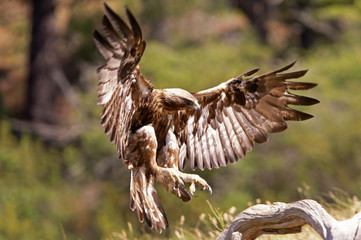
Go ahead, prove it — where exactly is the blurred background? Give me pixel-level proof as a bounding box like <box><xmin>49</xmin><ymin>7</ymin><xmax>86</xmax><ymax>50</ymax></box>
<box><xmin>0</xmin><ymin>0</ymin><xmax>361</xmax><ymax>239</ymax></box>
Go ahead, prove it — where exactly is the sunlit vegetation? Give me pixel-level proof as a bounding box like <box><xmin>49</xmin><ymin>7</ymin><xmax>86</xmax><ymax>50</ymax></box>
<box><xmin>0</xmin><ymin>0</ymin><xmax>360</xmax><ymax>239</ymax></box>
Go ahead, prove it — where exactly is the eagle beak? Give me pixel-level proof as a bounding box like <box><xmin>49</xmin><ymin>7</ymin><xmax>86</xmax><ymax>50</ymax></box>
<box><xmin>194</xmin><ymin>103</ymin><xmax>201</xmax><ymax>118</ymax></box>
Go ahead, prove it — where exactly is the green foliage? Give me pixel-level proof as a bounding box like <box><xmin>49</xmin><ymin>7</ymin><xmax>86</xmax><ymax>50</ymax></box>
<box><xmin>0</xmin><ymin>122</ymin><xmax>66</xmax><ymax>239</ymax></box>
<box><xmin>106</xmin><ymin>193</ymin><xmax>361</xmax><ymax>240</ymax></box>
<box><xmin>142</xmin><ymin>36</ymin><xmax>274</xmax><ymax>92</ymax></box>
<box><xmin>1</xmin><ymin>0</ymin><xmax>361</xmax><ymax>239</ymax></box>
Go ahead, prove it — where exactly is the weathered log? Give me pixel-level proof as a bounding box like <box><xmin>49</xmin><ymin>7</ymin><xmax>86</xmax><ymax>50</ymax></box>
<box><xmin>217</xmin><ymin>199</ymin><xmax>361</xmax><ymax>240</ymax></box>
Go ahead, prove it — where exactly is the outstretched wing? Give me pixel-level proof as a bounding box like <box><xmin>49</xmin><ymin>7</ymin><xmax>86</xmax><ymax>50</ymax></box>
<box><xmin>93</xmin><ymin>4</ymin><xmax>153</xmax><ymax>160</ymax></box>
<box><xmin>174</xmin><ymin>62</ymin><xmax>319</xmax><ymax>170</ymax></box>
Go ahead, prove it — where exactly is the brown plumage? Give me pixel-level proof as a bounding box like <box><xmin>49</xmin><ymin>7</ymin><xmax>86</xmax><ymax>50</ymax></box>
<box><xmin>93</xmin><ymin>4</ymin><xmax>319</xmax><ymax>233</ymax></box>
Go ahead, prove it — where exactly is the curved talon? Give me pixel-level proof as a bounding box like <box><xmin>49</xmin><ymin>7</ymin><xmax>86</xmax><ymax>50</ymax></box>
<box><xmin>178</xmin><ymin>184</ymin><xmax>191</xmax><ymax>202</ymax></box>
<box><xmin>190</xmin><ymin>193</ymin><xmax>198</xmax><ymax>197</ymax></box>
<box><xmin>195</xmin><ymin>179</ymin><xmax>212</xmax><ymax>195</ymax></box>
<box><xmin>188</xmin><ymin>178</ymin><xmax>213</xmax><ymax>196</ymax></box>
<box><xmin>189</xmin><ymin>182</ymin><xmax>198</xmax><ymax>197</ymax></box>
<box><xmin>157</xmin><ymin>168</ymin><xmax>211</xmax><ymax>201</ymax></box>
<box><xmin>205</xmin><ymin>184</ymin><xmax>212</xmax><ymax>195</ymax></box>
<box><xmin>189</xmin><ymin>182</ymin><xmax>196</xmax><ymax>195</ymax></box>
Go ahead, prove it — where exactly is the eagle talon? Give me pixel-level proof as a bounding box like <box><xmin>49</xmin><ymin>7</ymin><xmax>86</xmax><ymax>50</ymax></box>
<box><xmin>189</xmin><ymin>182</ymin><xmax>197</xmax><ymax>196</ymax></box>
<box><xmin>195</xmin><ymin>177</ymin><xmax>212</xmax><ymax>195</ymax></box>
<box><xmin>205</xmin><ymin>184</ymin><xmax>212</xmax><ymax>195</ymax></box>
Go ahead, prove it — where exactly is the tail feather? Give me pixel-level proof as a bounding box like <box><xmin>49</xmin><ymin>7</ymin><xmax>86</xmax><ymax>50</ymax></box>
<box><xmin>129</xmin><ymin>168</ymin><xmax>168</xmax><ymax>233</ymax></box>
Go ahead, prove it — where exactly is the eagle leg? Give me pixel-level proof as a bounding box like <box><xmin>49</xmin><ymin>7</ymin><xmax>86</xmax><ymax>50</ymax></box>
<box><xmin>126</xmin><ymin>125</ymin><xmax>169</xmax><ymax>232</ymax></box>
<box><xmin>156</xmin><ymin>130</ymin><xmax>212</xmax><ymax>201</ymax></box>
<box><xmin>156</xmin><ymin>167</ymin><xmax>191</xmax><ymax>202</ymax></box>
<box><xmin>182</xmin><ymin>173</ymin><xmax>212</xmax><ymax>196</ymax></box>
<box><xmin>155</xmin><ymin>167</ymin><xmax>212</xmax><ymax>201</ymax></box>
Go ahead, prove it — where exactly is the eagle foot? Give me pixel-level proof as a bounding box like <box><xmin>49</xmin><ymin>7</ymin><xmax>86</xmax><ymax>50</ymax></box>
<box><xmin>157</xmin><ymin>168</ymin><xmax>190</xmax><ymax>201</ymax></box>
<box><xmin>184</xmin><ymin>174</ymin><xmax>212</xmax><ymax>196</ymax></box>
<box><xmin>156</xmin><ymin>168</ymin><xmax>212</xmax><ymax>200</ymax></box>
<box><xmin>156</xmin><ymin>168</ymin><xmax>212</xmax><ymax>202</ymax></box>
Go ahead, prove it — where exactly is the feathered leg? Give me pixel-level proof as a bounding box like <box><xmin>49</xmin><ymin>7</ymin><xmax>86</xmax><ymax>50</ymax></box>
<box><xmin>129</xmin><ymin>167</ymin><xmax>168</xmax><ymax>232</ymax></box>
<box><xmin>156</xmin><ymin>130</ymin><xmax>212</xmax><ymax>200</ymax></box>
<box><xmin>126</xmin><ymin>126</ymin><xmax>211</xmax><ymax>232</ymax></box>
<box><xmin>126</xmin><ymin>125</ymin><xmax>168</xmax><ymax>232</ymax></box>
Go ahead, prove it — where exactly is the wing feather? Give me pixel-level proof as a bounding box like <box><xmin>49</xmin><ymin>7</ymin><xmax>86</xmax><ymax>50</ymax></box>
<box><xmin>125</xmin><ymin>7</ymin><xmax>143</xmax><ymax>42</ymax></box>
<box><xmin>93</xmin><ymin>30</ymin><xmax>114</xmax><ymax>60</ymax></box>
<box><xmin>200</xmin><ymin>129</ymin><xmax>211</xmax><ymax>170</ymax></box>
<box><xmin>195</xmin><ymin>135</ymin><xmax>204</xmax><ymax>170</ymax></box>
<box><xmin>173</xmin><ymin>63</ymin><xmax>318</xmax><ymax>170</ymax></box>
<box><xmin>215</xmin><ymin>111</ymin><xmax>238</xmax><ymax>164</ymax></box>
<box><xmin>178</xmin><ymin>143</ymin><xmax>187</xmax><ymax>170</ymax></box>
<box><xmin>233</xmin><ymin>109</ymin><xmax>267</xmax><ymax>144</ymax></box>
<box><xmin>222</xmin><ymin>108</ymin><xmax>244</xmax><ymax>159</ymax></box>
<box><xmin>186</xmin><ymin>115</ymin><xmax>196</xmax><ymax>169</ymax></box>
<box><xmin>205</xmin><ymin>127</ymin><xmax>219</xmax><ymax>169</ymax></box>
<box><xmin>94</xmin><ymin>4</ymin><xmax>153</xmax><ymax>160</ymax></box>
<box><xmin>224</xmin><ymin>106</ymin><xmax>252</xmax><ymax>155</ymax></box>
<box><xmin>102</xmin><ymin>16</ymin><xmax>125</xmax><ymax>50</ymax></box>
<box><xmin>104</xmin><ymin>4</ymin><xmax>133</xmax><ymax>40</ymax></box>
<box><xmin>213</xmin><ymin>125</ymin><xmax>227</xmax><ymax>167</ymax></box>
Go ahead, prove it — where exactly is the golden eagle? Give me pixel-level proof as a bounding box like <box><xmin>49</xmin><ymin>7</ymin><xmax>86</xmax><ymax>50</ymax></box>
<box><xmin>93</xmin><ymin>4</ymin><xmax>318</xmax><ymax>232</ymax></box>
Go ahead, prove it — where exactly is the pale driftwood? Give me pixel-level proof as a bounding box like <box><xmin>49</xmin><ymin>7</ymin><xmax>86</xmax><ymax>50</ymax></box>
<box><xmin>217</xmin><ymin>199</ymin><xmax>361</xmax><ymax>240</ymax></box>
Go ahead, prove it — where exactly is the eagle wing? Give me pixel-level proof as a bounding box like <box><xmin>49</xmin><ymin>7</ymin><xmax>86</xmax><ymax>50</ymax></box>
<box><xmin>175</xmin><ymin>62</ymin><xmax>319</xmax><ymax>170</ymax></box>
<box><xmin>94</xmin><ymin>5</ymin><xmax>169</xmax><ymax>232</ymax></box>
<box><xmin>93</xmin><ymin>4</ymin><xmax>152</xmax><ymax>160</ymax></box>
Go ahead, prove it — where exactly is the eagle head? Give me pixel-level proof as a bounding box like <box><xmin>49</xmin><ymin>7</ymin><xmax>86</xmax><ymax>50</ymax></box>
<box><xmin>160</xmin><ymin>88</ymin><xmax>201</xmax><ymax>114</ymax></box>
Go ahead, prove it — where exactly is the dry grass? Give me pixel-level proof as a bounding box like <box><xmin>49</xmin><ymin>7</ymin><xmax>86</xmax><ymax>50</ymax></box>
<box><xmin>106</xmin><ymin>190</ymin><xmax>361</xmax><ymax>240</ymax></box>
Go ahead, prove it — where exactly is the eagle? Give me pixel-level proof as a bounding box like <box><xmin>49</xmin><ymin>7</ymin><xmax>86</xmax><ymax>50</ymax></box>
<box><xmin>93</xmin><ymin>4</ymin><xmax>319</xmax><ymax>233</ymax></box>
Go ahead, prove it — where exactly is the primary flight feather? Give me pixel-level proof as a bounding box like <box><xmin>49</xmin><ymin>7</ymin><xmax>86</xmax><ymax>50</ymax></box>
<box><xmin>93</xmin><ymin>4</ymin><xmax>319</xmax><ymax>233</ymax></box>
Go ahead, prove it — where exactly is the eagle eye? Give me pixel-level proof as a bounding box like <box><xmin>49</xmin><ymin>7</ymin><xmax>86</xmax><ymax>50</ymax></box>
<box><xmin>186</xmin><ymin>101</ymin><xmax>192</xmax><ymax>106</ymax></box>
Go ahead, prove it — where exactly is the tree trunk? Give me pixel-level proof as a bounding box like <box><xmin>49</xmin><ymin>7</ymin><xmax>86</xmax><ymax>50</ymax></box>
<box><xmin>230</xmin><ymin>0</ymin><xmax>269</xmax><ymax>42</ymax></box>
<box><xmin>217</xmin><ymin>199</ymin><xmax>361</xmax><ymax>240</ymax></box>
<box><xmin>230</xmin><ymin>0</ymin><xmax>340</xmax><ymax>49</ymax></box>
<box><xmin>26</xmin><ymin>0</ymin><xmax>69</xmax><ymax>125</ymax></box>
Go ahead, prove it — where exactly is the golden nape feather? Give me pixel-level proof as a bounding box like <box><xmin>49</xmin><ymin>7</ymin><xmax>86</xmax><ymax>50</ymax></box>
<box><xmin>93</xmin><ymin>4</ymin><xmax>319</xmax><ymax>233</ymax></box>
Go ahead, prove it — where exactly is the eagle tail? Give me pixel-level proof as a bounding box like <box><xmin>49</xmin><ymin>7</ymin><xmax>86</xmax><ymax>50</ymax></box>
<box><xmin>129</xmin><ymin>168</ymin><xmax>168</xmax><ymax>233</ymax></box>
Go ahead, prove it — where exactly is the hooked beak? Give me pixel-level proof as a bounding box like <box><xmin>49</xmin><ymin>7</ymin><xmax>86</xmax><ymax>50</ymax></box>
<box><xmin>194</xmin><ymin>103</ymin><xmax>201</xmax><ymax>118</ymax></box>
